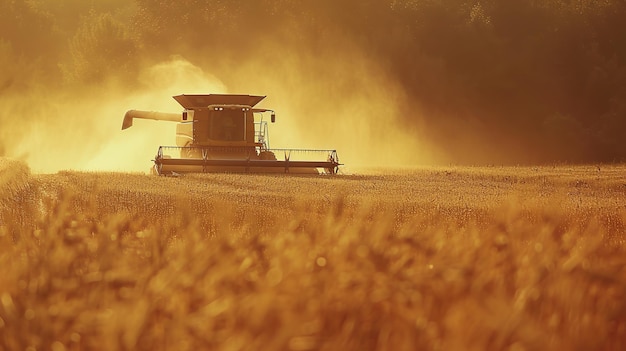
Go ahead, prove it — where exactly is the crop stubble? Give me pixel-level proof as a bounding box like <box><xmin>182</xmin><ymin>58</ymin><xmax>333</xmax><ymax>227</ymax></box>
<box><xmin>1</xmin><ymin>158</ymin><xmax>625</xmax><ymax>350</ymax></box>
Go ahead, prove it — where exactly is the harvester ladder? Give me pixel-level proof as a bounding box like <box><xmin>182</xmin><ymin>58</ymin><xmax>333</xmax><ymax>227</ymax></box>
<box><xmin>254</xmin><ymin>121</ymin><xmax>270</xmax><ymax>150</ymax></box>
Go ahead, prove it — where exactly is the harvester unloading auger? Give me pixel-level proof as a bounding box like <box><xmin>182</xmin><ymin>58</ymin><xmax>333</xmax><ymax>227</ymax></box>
<box><xmin>122</xmin><ymin>94</ymin><xmax>341</xmax><ymax>175</ymax></box>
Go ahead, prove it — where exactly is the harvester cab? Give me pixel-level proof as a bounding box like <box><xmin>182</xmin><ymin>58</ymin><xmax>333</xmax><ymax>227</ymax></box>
<box><xmin>122</xmin><ymin>94</ymin><xmax>340</xmax><ymax>175</ymax></box>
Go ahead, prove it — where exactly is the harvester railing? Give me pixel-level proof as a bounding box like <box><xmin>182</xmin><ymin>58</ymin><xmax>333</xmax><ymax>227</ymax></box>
<box><xmin>153</xmin><ymin>146</ymin><xmax>340</xmax><ymax>175</ymax></box>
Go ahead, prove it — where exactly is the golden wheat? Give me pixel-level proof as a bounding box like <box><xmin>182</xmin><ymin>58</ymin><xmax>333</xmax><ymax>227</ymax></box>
<box><xmin>0</xmin><ymin>161</ymin><xmax>625</xmax><ymax>350</ymax></box>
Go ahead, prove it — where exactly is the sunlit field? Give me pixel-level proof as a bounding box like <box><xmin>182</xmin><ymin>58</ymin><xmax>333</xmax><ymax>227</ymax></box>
<box><xmin>1</xmin><ymin>157</ymin><xmax>625</xmax><ymax>350</ymax></box>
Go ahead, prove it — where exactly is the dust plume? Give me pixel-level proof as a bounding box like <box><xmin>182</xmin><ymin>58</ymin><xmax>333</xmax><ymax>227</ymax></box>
<box><xmin>1</xmin><ymin>53</ymin><xmax>436</xmax><ymax>173</ymax></box>
<box><xmin>2</xmin><ymin>0</ymin><xmax>624</xmax><ymax>168</ymax></box>
<box><xmin>81</xmin><ymin>57</ymin><xmax>227</xmax><ymax>173</ymax></box>
<box><xmin>0</xmin><ymin>57</ymin><xmax>225</xmax><ymax>173</ymax></box>
<box><xmin>190</xmin><ymin>19</ymin><xmax>446</xmax><ymax>169</ymax></box>
<box><xmin>224</xmin><ymin>47</ymin><xmax>442</xmax><ymax>169</ymax></box>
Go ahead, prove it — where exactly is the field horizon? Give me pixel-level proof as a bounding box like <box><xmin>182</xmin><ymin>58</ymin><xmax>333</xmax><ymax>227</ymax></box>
<box><xmin>1</xmin><ymin>157</ymin><xmax>625</xmax><ymax>350</ymax></box>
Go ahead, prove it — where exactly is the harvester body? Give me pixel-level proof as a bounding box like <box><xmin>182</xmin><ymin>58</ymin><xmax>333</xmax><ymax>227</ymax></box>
<box><xmin>122</xmin><ymin>94</ymin><xmax>340</xmax><ymax>175</ymax></box>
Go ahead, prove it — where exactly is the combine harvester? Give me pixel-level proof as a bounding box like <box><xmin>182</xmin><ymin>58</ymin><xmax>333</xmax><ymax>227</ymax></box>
<box><xmin>122</xmin><ymin>94</ymin><xmax>341</xmax><ymax>175</ymax></box>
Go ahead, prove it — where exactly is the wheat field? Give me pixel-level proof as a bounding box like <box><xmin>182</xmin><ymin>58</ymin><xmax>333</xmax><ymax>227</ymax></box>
<box><xmin>1</xmin><ymin>157</ymin><xmax>625</xmax><ymax>350</ymax></box>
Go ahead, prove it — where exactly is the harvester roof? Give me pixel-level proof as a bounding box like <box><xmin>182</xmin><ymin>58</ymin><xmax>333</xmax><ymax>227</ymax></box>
<box><xmin>173</xmin><ymin>94</ymin><xmax>266</xmax><ymax>109</ymax></box>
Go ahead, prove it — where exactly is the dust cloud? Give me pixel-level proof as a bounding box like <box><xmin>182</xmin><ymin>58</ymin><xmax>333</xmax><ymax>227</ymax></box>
<box><xmin>7</xmin><ymin>1</ymin><xmax>618</xmax><ymax>169</ymax></box>
<box><xmin>1</xmin><ymin>55</ymin><xmax>438</xmax><ymax>174</ymax></box>
<box><xmin>0</xmin><ymin>1</ymin><xmax>449</xmax><ymax>173</ymax></box>
<box><xmin>82</xmin><ymin>58</ymin><xmax>227</xmax><ymax>173</ymax></box>
<box><xmin>137</xmin><ymin>52</ymin><xmax>439</xmax><ymax>170</ymax></box>
<box><xmin>226</xmin><ymin>49</ymin><xmax>442</xmax><ymax>169</ymax></box>
<box><xmin>0</xmin><ymin>57</ymin><xmax>225</xmax><ymax>173</ymax></box>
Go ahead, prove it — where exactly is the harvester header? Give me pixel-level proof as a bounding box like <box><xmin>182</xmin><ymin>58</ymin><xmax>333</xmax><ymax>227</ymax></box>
<box><xmin>122</xmin><ymin>94</ymin><xmax>340</xmax><ymax>175</ymax></box>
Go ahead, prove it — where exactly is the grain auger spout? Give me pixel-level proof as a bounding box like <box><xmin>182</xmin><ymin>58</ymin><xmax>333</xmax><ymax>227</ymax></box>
<box><xmin>122</xmin><ymin>110</ymin><xmax>181</xmax><ymax>130</ymax></box>
<box><xmin>122</xmin><ymin>94</ymin><xmax>341</xmax><ymax>175</ymax></box>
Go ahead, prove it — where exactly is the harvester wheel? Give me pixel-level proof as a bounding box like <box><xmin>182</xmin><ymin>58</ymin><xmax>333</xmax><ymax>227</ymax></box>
<box><xmin>325</xmin><ymin>166</ymin><xmax>338</xmax><ymax>175</ymax></box>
